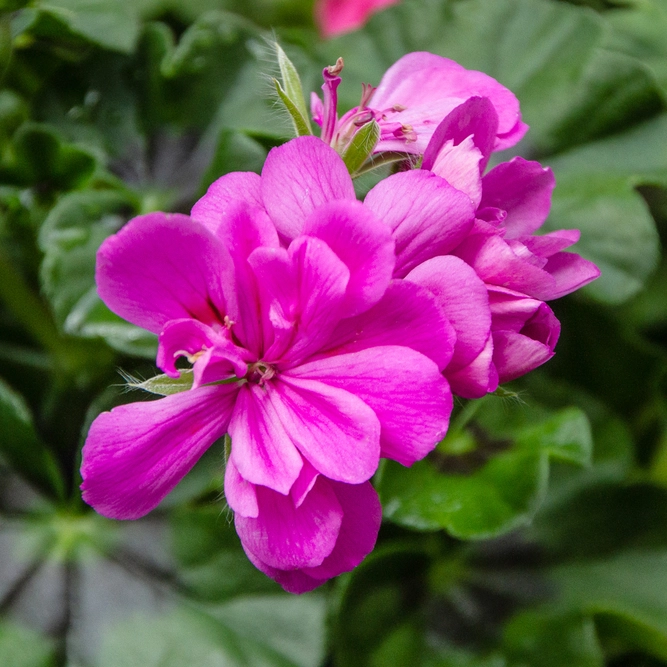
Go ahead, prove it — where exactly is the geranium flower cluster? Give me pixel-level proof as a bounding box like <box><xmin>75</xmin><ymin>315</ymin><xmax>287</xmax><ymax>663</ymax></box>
<box><xmin>81</xmin><ymin>52</ymin><xmax>599</xmax><ymax>594</ymax></box>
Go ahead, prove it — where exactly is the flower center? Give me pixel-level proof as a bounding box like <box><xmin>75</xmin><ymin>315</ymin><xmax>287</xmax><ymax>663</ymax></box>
<box><xmin>247</xmin><ymin>361</ymin><xmax>276</xmax><ymax>385</ymax></box>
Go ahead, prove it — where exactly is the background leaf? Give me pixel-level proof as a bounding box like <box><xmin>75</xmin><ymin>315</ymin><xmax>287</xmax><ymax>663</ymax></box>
<box><xmin>378</xmin><ymin>402</ymin><xmax>592</xmax><ymax>537</ymax></box>
<box><xmin>0</xmin><ymin>378</ymin><xmax>63</xmax><ymax>499</ymax></box>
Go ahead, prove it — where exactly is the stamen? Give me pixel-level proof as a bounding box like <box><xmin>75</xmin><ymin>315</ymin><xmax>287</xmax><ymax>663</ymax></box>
<box><xmin>327</xmin><ymin>57</ymin><xmax>344</xmax><ymax>76</ymax></box>
<box><xmin>247</xmin><ymin>361</ymin><xmax>276</xmax><ymax>386</ymax></box>
<box><xmin>174</xmin><ymin>348</ymin><xmax>206</xmax><ymax>364</ymax></box>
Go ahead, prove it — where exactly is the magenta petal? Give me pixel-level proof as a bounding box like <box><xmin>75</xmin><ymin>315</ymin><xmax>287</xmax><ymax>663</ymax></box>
<box><xmin>81</xmin><ymin>385</ymin><xmax>238</xmax><ymax>519</ymax></box>
<box><xmin>497</xmin><ymin>118</ymin><xmax>530</xmax><ymax>151</ymax></box>
<box><xmin>248</xmin><ymin>246</ymin><xmax>298</xmax><ymax>360</ymax></box>
<box><xmin>493</xmin><ymin>330</ymin><xmax>555</xmax><ymax>383</ymax></box>
<box><xmin>191</xmin><ymin>172</ymin><xmax>264</xmax><ymax>236</ymax></box>
<box><xmin>271</xmin><ymin>376</ymin><xmax>381</xmax><ymax>484</ymax></box>
<box><xmin>542</xmin><ymin>251</ymin><xmax>601</xmax><ymax>300</ymax></box>
<box><xmin>311</xmin><ymin>91</ymin><xmax>324</xmax><ymax>126</ymax></box>
<box><xmin>224</xmin><ymin>457</ymin><xmax>258</xmax><ymax>518</ymax></box>
<box><xmin>243</xmin><ymin>548</ymin><xmax>326</xmax><ymax>595</ymax></box>
<box><xmin>281</xmin><ymin>236</ymin><xmax>350</xmax><ymax>366</ymax></box>
<box><xmin>480</xmin><ymin>158</ymin><xmax>555</xmax><ymax>239</ymax></box>
<box><xmin>303</xmin><ymin>480</ymin><xmax>381</xmax><ymax>579</ymax></box>
<box><xmin>303</xmin><ymin>199</ymin><xmax>395</xmax><ymax>316</ymax></box>
<box><xmin>364</xmin><ymin>170</ymin><xmax>475</xmax><ymax>278</ymax></box>
<box><xmin>454</xmin><ymin>233</ymin><xmax>556</xmax><ymax>300</ymax></box>
<box><xmin>424</xmin><ymin>136</ymin><xmax>485</xmax><ymax>206</ymax></box>
<box><xmin>96</xmin><ymin>212</ymin><xmax>235</xmax><ymax>334</ymax></box>
<box><xmin>523</xmin><ymin>229</ymin><xmax>580</xmax><ymax>258</ymax></box>
<box><xmin>235</xmin><ymin>476</ymin><xmax>343</xmax><ymax>569</ymax></box>
<box><xmin>241</xmin><ymin>479</ymin><xmax>381</xmax><ymax>593</ymax></box>
<box><xmin>406</xmin><ymin>256</ymin><xmax>491</xmax><ymax>372</ymax></box>
<box><xmin>260</xmin><ymin>137</ymin><xmax>355</xmax><ymax>239</ymax></box>
<box><xmin>228</xmin><ymin>383</ymin><xmax>304</xmax><ymax>495</ymax></box>
<box><xmin>291</xmin><ymin>459</ymin><xmax>320</xmax><ymax>508</ymax></box>
<box><xmin>215</xmin><ymin>205</ymin><xmax>280</xmax><ymax>355</ymax></box>
<box><xmin>422</xmin><ymin>96</ymin><xmax>499</xmax><ymax>176</ymax></box>
<box><xmin>489</xmin><ymin>286</ymin><xmax>560</xmax><ymax>382</ymax></box>
<box><xmin>157</xmin><ymin>319</ymin><xmax>248</xmax><ymax>382</ymax></box>
<box><xmin>290</xmin><ymin>347</ymin><xmax>452</xmax><ymax>466</ymax></box>
<box><xmin>447</xmin><ymin>334</ymin><xmax>498</xmax><ymax>399</ymax></box>
<box><xmin>156</xmin><ymin>318</ymin><xmax>218</xmax><ymax>377</ymax></box>
<box><xmin>323</xmin><ymin>280</ymin><xmax>455</xmax><ymax>372</ymax></box>
<box><xmin>370</xmin><ymin>52</ymin><xmax>526</xmax><ymax>153</ymax></box>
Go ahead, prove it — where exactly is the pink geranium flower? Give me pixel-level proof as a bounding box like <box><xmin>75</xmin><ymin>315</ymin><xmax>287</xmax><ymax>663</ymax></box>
<box><xmin>315</xmin><ymin>0</ymin><xmax>400</xmax><ymax>38</ymax></box>
<box><xmin>311</xmin><ymin>52</ymin><xmax>528</xmax><ymax>157</ymax></box>
<box><xmin>362</xmin><ymin>96</ymin><xmax>599</xmax><ymax>397</ymax></box>
<box><xmin>81</xmin><ymin>137</ymin><xmax>455</xmax><ymax>592</ymax></box>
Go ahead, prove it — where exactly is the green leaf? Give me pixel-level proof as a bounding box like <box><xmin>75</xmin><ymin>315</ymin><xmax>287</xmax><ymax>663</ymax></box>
<box><xmin>275</xmin><ymin>41</ymin><xmax>311</xmax><ymax>135</ymax></box>
<box><xmin>606</xmin><ymin>0</ymin><xmax>667</xmax><ymax>103</ymax></box>
<box><xmin>29</xmin><ymin>0</ymin><xmax>141</xmax><ymax>53</ymax></box>
<box><xmin>157</xmin><ymin>11</ymin><xmax>260</xmax><ymax>131</ymax></box>
<box><xmin>546</xmin><ymin>172</ymin><xmax>660</xmax><ymax>306</ymax></box>
<box><xmin>213</xmin><ymin>595</ymin><xmax>327</xmax><ymax>666</ymax></box>
<box><xmin>0</xmin><ymin>621</ymin><xmax>55</xmax><ymax>667</ymax></box>
<box><xmin>37</xmin><ymin>189</ymin><xmax>156</xmax><ymax>357</ymax></box>
<box><xmin>378</xmin><ymin>403</ymin><xmax>592</xmax><ymax>538</ymax></box>
<box><xmin>98</xmin><ymin>595</ymin><xmax>327</xmax><ymax>667</ymax></box>
<box><xmin>171</xmin><ymin>507</ymin><xmax>279</xmax><ymax>601</ymax></box>
<box><xmin>0</xmin><ymin>378</ymin><xmax>64</xmax><ymax>499</ymax></box>
<box><xmin>5</xmin><ymin>123</ymin><xmax>97</xmax><ymax>190</ymax></box>
<box><xmin>502</xmin><ymin>610</ymin><xmax>604</xmax><ymax>667</ymax></box>
<box><xmin>543</xmin><ymin>115</ymin><xmax>667</xmax><ymax>305</ymax></box>
<box><xmin>342</xmin><ymin>120</ymin><xmax>380</xmax><ymax>175</ymax></box>
<box><xmin>516</xmin><ymin>406</ymin><xmax>593</xmax><ymax>466</ymax></box>
<box><xmin>552</xmin><ymin>550</ymin><xmax>667</xmax><ymax>659</ymax></box>
<box><xmin>332</xmin><ymin>541</ymin><xmax>434</xmax><ymax>667</ymax></box>
<box><xmin>546</xmin><ymin>113</ymin><xmax>667</xmax><ymax>184</ymax></box>
<box><xmin>0</xmin><ymin>91</ymin><xmax>28</xmax><ymax>140</ymax></box>
<box><xmin>62</xmin><ymin>288</ymin><xmax>157</xmax><ymax>358</ymax></box>
<box><xmin>528</xmin><ymin>483</ymin><xmax>667</xmax><ymax>561</ymax></box>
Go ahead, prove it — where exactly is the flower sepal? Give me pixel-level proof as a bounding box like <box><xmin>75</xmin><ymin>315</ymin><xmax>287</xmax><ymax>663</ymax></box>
<box><xmin>274</xmin><ymin>43</ymin><xmax>312</xmax><ymax>137</ymax></box>
<box><xmin>341</xmin><ymin>118</ymin><xmax>380</xmax><ymax>175</ymax></box>
<box><xmin>122</xmin><ymin>369</ymin><xmax>195</xmax><ymax>396</ymax></box>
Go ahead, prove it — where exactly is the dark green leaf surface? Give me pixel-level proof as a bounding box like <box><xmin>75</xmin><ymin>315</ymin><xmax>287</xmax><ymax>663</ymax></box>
<box><xmin>502</xmin><ymin>610</ymin><xmax>604</xmax><ymax>667</ymax></box>
<box><xmin>0</xmin><ymin>378</ymin><xmax>63</xmax><ymax>498</ymax></box>
<box><xmin>553</xmin><ymin>551</ymin><xmax>667</xmax><ymax>659</ymax></box>
<box><xmin>378</xmin><ymin>403</ymin><xmax>592</xmax><ymax>538</ymax></box>
<box><xmin>171</xmin><ymin>507</ymin><xmax>279</xmax><ymax>601</ymax></box>
<box><xmin>606</xmin><ymin>0</ymin><xmax>667</xmax><ymax>102</ymax></box>
<box><xmin>21</xmin><ymin>0</ymin><xmax>141</xmax><ymax>53</ymax></box>
<box><xmin>36</xmin><ymin>189</ymin><xmax>160</xmax><ymax>357</ymax></box>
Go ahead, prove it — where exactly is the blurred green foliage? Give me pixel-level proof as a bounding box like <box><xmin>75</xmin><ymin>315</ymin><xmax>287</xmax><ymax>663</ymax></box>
<box><xmin>1</xmin><ymin>0</ymin><xmax>667</xmax><ymax>665</ymax></box>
